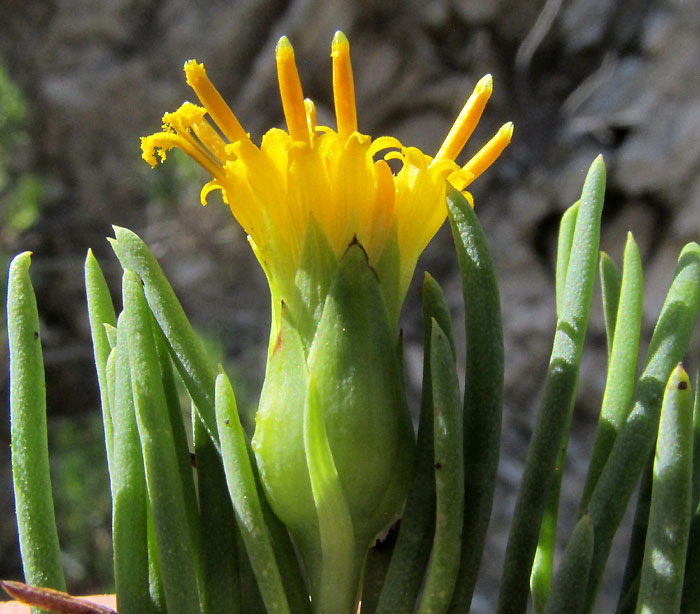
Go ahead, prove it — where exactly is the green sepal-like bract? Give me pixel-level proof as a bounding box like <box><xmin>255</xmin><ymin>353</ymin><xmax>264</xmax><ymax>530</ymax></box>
<box><xmin>253</xmin><ymin>242</ymin><xmax>415</xmax><ymax>610</ymax></box>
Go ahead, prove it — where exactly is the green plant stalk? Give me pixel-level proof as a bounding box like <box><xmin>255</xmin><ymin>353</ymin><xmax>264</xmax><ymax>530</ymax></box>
<box><xmin>237</xmin><ymin>526</ymin><xmax>267</xmax><ymax>614</ymax></box>
<box><xmin>584</xmin><ymin>242</ymin><xmax>700</xmax><ymax>612</ymax></box>
<box><xmin>110</xmin><ymin>226</ymin><xmax>219</xmax><ymax>448</ymax></box>
<box><xmin>543</xmin><ymin>514</ymin><xmax>594</xmax><ymax>614</ymax></box>
<box><xmin>7</xmin><ymin>252</ymin><xmax>66</xmax><ymax>599</ymax></box>
<box><xmin>123</xmin><ymin>269</ymin><xmax>201</xmax><ymax>614</ymax></box>
<box><xmin>599</xmin><ymin>251</ymin><xmax>622</xmax><ymax>356</ymax></box>
<box><xmin>214</xmin><ymin>370</ymin><xmax>291</xmax><ymax>614</ymax></box>
<box><xmin>251</xmin><ymin>444</ymin><xmax>311</xmax><ymax>614</ymax></box>
<box><xmin>194</xmin><ymin>412</ymin><xmax>240</xmax><ymax>614</ymax></box>
<box><xmin>580</xmin><ymin>234</ymin><xmax>643</xmax><ymax>515</ymax></box>
<box><xmin>497</xmin><ymin>156</ymin><xmax>606</xmax><ymax>614</ymax></box>
<box><xmin>635</xmin><ymin>365</ymin><xmax>693</xmax><ymax>613</ymax></box>
<box><xmin>304</xmin><ymin>375</ymin><xmax>358</xmax><ymax>614</ymax></box>
<box><xmin>376</xmin><ymin>274</ymin><xmax>453</xmax><ymax>614</ymax></box>
<box><xmin>615</xmin><ymin>453</ymin><xmax>653</xmax><ymax>614</ymax></box>
<box><xmin>418</xmin><ymin>321</ymin><xmax>465</xmax><ymax>614</ymax></box>
<box><xmin>85</xmin><ymin>249</ymin><xmax>117</xmax><ymax>473</ymax></box>
<box><xmin>531</xmin><ymin>201</ymin><xmax>581</xmax><ymax>613</ymax></box>
<box><xmin>530</xmin><ymin>432</ymin><xmax>569</xmax><ymax>614</ymax></box>
<box><xmin>681</xmin><ymin>506</ymin><xmax>700</xmax><ymax>613</ymax></box>
<box><xmin>110</xmin><ymin>311</ymin><xmax>154</xmax><ymax>614</ymax></box>
<box><xmin>446</xmin><ymin>185</ymin><xmax>504</xmax><ymax>612</ymax></box>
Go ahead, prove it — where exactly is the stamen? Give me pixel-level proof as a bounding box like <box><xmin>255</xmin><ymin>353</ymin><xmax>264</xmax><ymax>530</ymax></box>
<box><xmin>165</xmin><ymin>102</ymin><xmax>228</xmax><ymax>162</ymax></box>
<box><xmin>191</xmin><ymin>118</ymin><xmax>229</xmax><ymax>162</ymax></box>
<box><xmin>141</xmin><ymin>132</ymin><xmax>223</xmax><ymax>180</ymax></box>
<box><xmin>276</xmin><ymin>37</ymin><xmax>310</xmax><ymax>144</ymax></box>
<box><xmin>304</xmin><ymin>98</ymin><xmax>317</xmax><ymax>138</ymax></box>
<box><xmin>331</xmin><ymin>31</ymin><xmax>358</xmax><ymax>138</ymax></box>
<box><xmin>184</xmin><ymin>61</ymin><xmax>248</xmax><ymax>143</ymax></box>
<box><xmin>461</xmin><ymin>122</ymin><xmax>513</xmax><ymax>186</ymax></box>
<box><xmin>433</xmin><ymin>74</ymin><xmax>493</xmax><ymax>162</ymax></box>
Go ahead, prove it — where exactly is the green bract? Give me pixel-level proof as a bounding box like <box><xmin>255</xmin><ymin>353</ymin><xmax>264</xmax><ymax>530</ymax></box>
<box><xmin>253</xmin><ymin>243</ymin><xmax>415</xmax><ymax>611</ymax></box>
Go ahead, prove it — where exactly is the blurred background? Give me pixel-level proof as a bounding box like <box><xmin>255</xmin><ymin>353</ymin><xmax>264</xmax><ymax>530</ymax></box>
<box><xmin>1</xmin><ymin>0</ymin><xmax>698</xmax><ymax>611</ymax></box>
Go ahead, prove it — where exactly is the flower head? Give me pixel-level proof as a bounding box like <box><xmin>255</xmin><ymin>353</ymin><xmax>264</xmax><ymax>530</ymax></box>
<box><xmin>142</xmin><ymin>31</ymin><xmax>511</xmax><ymax>338</ymax></box>
<box><xmin>141</xmin><ymin>33</ymin><xmax>511</xmax><ymax>611</ymax></box>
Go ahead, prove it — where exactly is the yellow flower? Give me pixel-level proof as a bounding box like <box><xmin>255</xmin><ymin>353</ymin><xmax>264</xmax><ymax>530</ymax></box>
<box><xmin>141</xmin><ymin>31</ymin><xmax>511</xmax><ymax>335</ymax></box>
<box><xmin>141</xmin><ymin>34</ymin><xmax>512</xmax><ymax>610</ymax></box>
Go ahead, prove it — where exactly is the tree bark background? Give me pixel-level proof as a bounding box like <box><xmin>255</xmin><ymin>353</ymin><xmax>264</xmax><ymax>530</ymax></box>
<box><xmin>1</xmin><ymin>0</ymin><xmax>698</xmax><ymax>610</ymax></box>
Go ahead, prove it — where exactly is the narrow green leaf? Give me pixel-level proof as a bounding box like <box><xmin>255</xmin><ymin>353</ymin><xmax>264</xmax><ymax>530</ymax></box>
<box><xmin>543</xmin><ymin>514</ymin><xmax>594</xmax><ymax>614</ymax></box>
<box><xmin>418</xmin><ymin>321</ymin><xmax>464</xmax><ymax>614</ymax></box>
<box><xmin>377</xmin><ymin>273</ymin><xmax>453</xmax><ymax>614</ymax></box>
<box><xmin>498</xmin><ymin>156</ymin><xmax>606</xmax><ymax>614</ymax></box>
<box><xmin>110</xmin><ymin>311</ymin><xmax>154</xmax><ymax>614</ymax></box>
<box><xmin>85</xmin><ymin>249</ymin><xmax>117</xmax><ymax>473</ymax></box>
<box><xmin>194</xmin><ymin>413</ymin><xmax>240</xmax><ymax>614</ymax></box>
<box><xmin>692</xmin><ymin>341</ymin><xmax>700</xmax><ymax>513</ymax></box>
<box><xmin>214</xmin><ymin>370</ymin><xmax>291</xmax><ymax>614</ymax></box>
<box><xmin>584</xmin><ymin>242</ymin><xmax>700</xmax><ymax>612</ymax></box>
<box><xmin>446</xmin><ymin>185</ymin><xmax>504</xmax><ymax>612</ymax></box>
<box><xmin>681</xmin><ymin>336</ymin><xmax>700</xmax><ymax>614</ymax></box>
<box><xmin>7</xmin><ymin>252</ymin><xmax>66</xmax><ymax>596</ymax></box>
<box><xmin>103</xmin><ymin>323</ymin><xmax>117</xmax><ymax>349</ymax></box>
<box><xmin>123</xmin><ymin>269</ymin><xmax>201</xmax><ymax>614</ymax></box>
<box><xmin>104</xmin><ymin>346</ymin><xmax>117</xmax><ymax>474</ymax></box>
<box><xmin>152</xmin><ymin>323</ymin><xmax>200</xmax><ymax>566</ymax></box>
<box><xmin>146</xmin><ymin>499</ymin><xmax>166</xmax><ymax>614</ymax></box>
<box><xmin>556</xmin><ymin>201</ymin><xmax>580</xmax><ymax>315</ymax></box>
<box><xmin>532</xmin><ymin>206</ymin><xmax>582</xmax><ymax>613</ymax></box>
<box><xmin>580</xmin><ymin>233</ymin><xmax>643</xmax><ymax>513</ymax></box>
<box><xmin>599</xmin><ymin>252</ymin><xmax>622</xmax><ymax>356</ymax></box>
<box><xmin>636</xmin><ymin>365</ymin><xmax>693</xmax><ymax>613</ymax></box>
<box><xmin>110</xmin><ymin>226</ymin><xmax>218</xmax><ymax>448</ymax></box>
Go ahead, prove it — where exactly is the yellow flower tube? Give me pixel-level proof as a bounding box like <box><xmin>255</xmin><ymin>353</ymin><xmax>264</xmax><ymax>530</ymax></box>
<box><xmin>142</xmin><ymin>31</ymin><xmax>511</xmax><ymax>612</ymax></box>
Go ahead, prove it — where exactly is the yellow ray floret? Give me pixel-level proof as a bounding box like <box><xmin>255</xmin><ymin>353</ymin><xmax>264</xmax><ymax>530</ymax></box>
<box><xmin>141</xmin><ymin>31</ymin><xmax>511</xmax><ymax>302</ymax></box>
